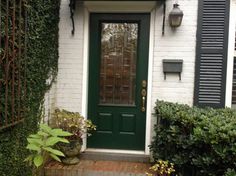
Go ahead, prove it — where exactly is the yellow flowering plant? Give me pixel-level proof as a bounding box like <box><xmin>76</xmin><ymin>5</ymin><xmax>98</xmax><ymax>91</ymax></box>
<box><xmin>146</xmin><ymin>160</ymin><xmax>176</xmax><ymax>176</ymax></box>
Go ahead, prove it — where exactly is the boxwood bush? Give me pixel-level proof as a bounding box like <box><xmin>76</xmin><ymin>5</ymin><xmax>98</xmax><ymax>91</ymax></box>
<box><xmin>150</xmin><ymin>100</ymin><xmax>236</xmax><ymax>176</ymax></box>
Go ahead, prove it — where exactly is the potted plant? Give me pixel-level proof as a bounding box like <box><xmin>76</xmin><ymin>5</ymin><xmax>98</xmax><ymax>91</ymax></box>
<box><xmin>52</xmin><ymin>108</ymin><xmax>96</xmax><ymax>164</ymax></box>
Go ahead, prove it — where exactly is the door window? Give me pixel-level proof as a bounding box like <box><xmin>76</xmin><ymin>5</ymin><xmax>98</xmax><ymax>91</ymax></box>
<box><xmin>100</xmin><ymin>23</ymin><xmax>138</xmax><ymax>105</ymax></box>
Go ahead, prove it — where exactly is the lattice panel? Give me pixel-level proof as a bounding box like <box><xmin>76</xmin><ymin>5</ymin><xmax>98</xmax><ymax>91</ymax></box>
<box><xmin>0</xmin><ymin>0</ymin><xmax>27</xmax><ymax>130</ymax></box>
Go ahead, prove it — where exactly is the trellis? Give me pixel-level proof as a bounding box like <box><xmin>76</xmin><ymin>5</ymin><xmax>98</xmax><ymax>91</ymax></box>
<box><xmin>0</xmin><ymin>0</ymin><xmax>27</xmax><ymax>130</ymax></box>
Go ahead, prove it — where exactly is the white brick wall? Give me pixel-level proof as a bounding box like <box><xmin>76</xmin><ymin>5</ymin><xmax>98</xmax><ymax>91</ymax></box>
<box><xmin>149</xmin><ymin>0</ymin><xmax>198</xmax><ymax>138</ymax></box>
<box><xmin>45</xmin><ymin>0</ymin><xmax>198</xmax><ymax>145</ymax></box>
<box><xmin>43</xmin><ymin>0</ymin><xmax>198</xmax><ymax>151</ymax></box>
<box><xmin>56</xmin><ymin>0</ymin><xmax>85</xmax><ymax>112</ymax></box>
<box><xmin>55</xmin><ymin>0</ymin><xmax>198</xmax><ymax>114</ymax></box>
<box><xmin>43</xmin><ymin>82</ymin><xmax>56</xmax><ymax>124</ymax></box>
<box><xmin>151</xmin><ymin>0</ymin><xmax>197</xmax><ymax>108</ymax></box>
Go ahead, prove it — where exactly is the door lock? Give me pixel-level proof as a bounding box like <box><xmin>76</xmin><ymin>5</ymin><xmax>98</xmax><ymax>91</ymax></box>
<box><xmin>142</xmin><ymin>80</ymin><xmax>147</xmax><ymax>88</ymax></box>
<box><xmin>141</xmin><ymin>80</ymin><xmax>147</xmax><ymax>112</ymax></box>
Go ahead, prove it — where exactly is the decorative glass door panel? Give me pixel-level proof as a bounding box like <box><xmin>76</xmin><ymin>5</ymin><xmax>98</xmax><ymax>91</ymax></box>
<box><xmin>88</xmin><ymin>14</ymin><xmax>150</xmax><ymax>150</ymax></box>
<box><xmin>100</xmin><ymin>23</ymin><xmax>138</xmax><ymax>105</ymax></box>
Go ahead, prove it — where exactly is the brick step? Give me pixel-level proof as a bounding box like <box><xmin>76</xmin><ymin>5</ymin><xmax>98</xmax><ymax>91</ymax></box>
<box><xmin>80</xmin><ymin>151</ymin><xmax>150</xmax><ymax>163</ymax></box>
<box><xmin>45</xmin><ymin>160</ymin><xmax>151</xmax><ymax>176</ymax></box>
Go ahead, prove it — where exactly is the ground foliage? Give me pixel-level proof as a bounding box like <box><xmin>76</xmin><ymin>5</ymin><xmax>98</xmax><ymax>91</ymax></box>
<box><xmin>0</xmin><ymin>0</ymin><xmax>60</xmax><ymax>175</ymax></box>
<box><xmin>150</xmin><ymin>100</ymin><xmax>236</xmax><ymax>176</ymax></box>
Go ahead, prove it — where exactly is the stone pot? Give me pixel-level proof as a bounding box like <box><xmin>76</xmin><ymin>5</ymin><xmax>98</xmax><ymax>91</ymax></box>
<box><xmin>58</xmin><ymin>139</ymin><xmax>82</xmax><ymax>165</ymax></box>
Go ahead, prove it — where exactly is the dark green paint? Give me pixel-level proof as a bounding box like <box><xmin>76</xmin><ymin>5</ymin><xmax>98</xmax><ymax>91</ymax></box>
<box><xmin>88</xmin><ymin>13</ymin><xmax>150</xmax><ymax>150</ymax></box>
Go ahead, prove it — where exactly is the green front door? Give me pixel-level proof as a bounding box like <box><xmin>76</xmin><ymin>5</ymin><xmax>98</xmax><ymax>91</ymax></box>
<box><xmin>88</xmin><ymin>13</ymin><xmax>150</xmax><ymax>150</ymax></box>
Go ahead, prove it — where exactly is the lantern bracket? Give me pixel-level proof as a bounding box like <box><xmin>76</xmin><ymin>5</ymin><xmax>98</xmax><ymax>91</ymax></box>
<box><xmin>162</xmin><ymin>0</ymin><xmax>166</xmax><ymax>36</ymax></box>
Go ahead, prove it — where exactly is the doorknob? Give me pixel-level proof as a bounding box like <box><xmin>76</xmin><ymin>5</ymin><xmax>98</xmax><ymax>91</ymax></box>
<box><xmin>141</xmin><ymin>80</ymin><xmax>147</xmax><ymax>112</ymax></box>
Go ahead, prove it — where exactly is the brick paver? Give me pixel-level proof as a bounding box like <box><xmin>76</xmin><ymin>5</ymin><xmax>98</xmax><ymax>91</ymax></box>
<box><xmin>45</xmin><ymin>160</ymin><xmax>151</xmax><ymax>176</ymax></box>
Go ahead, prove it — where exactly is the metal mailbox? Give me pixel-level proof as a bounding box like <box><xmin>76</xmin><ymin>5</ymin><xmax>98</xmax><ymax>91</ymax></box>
<box><xmin>162</xmin><ymin>59</ymin><xmax>183</xmax><ymax>80</ymax></box>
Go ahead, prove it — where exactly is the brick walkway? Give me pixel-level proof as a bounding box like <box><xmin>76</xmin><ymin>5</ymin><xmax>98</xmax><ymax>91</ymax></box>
<box><xmin>45</xmin><ymin>160</ymin><xmax>151</xmax><ymax>176</ymax></box>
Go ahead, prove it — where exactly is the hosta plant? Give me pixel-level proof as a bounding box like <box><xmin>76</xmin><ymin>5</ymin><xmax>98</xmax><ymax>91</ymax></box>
<box><xmin>25</xmin><ymin>124</ymin><xmax>72</xmax><ymax>175</ymax></box>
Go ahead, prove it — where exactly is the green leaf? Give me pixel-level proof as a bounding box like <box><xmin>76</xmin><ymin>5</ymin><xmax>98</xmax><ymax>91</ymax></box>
<box><xmin>58</xmin><ymin>138</ymin><xmax>69</xmax><ymax>144</ymax></box>
<box><xmin>26</xmin><ymin>144</ymin><xmax>41</xmax><ymax>152</ymax></box>
<box><xmin>45</xmin><ymin>136</ymin><xmax>69</xmax><ymax>146</ymax></box>
<box><xmin>40</xmin><ymin>124</ymin><xmax>52</xmax><ymax>133</ymax></box>
<box><xmin>45</xmin><ymin>137</ymin><xmax>62</xmax><ymax>146</ymax></box>
<box><xmin>27</xmin><ymin>138</ymin><xmax>43</xmax><ymax>146</ymax></box>
<box><xmin>43</xmin><ymin>147</ymin><xmax>65</xmax><ymax>157</ymax></box>
<box><xmin>49</xmin><ymin>153</ymin><xmax>62</xmax><ymax>162</ymax></box>
<box><xmin>33</xmin><ymin>155</ymin><xmax>43</xmax><ymax>168</ymax></box>
<box><xmin>29</xmin><ymin>134</ymin><xmax>41</xmax><ymax>139</ymax></box>
<box><xmin>37</xmin><ymin>131</ymin><xmax>49</xmax><ymax>137</ymax></box>
<box><xmin>50</xmin><ymin>129</ymin><xmax>72</xmax><ymax>137</ymax></box>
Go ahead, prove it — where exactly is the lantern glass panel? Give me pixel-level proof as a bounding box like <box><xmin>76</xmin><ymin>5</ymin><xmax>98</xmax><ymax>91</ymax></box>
<box><xmin>170</xmin><ymin>16</ymin><xmax>182</xmax><ymax>27</ymax></box>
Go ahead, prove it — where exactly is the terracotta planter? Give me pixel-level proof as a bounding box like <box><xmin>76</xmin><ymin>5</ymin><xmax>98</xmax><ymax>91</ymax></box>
<box><xmin>58</xmin><ymin>139</ymin><xmax>82</xmax><ymax>165</ymax></box>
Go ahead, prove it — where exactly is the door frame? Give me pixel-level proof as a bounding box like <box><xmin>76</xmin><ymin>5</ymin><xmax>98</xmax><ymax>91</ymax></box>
<box><xmin>225</xmin><ymin>0</ymin><xmax>236</xmax><ymax>107</ymax></box>
<box><xmin>81</xmin><ymin>1</ymin><xmax>156</xmax><ymax>155</ymax></box>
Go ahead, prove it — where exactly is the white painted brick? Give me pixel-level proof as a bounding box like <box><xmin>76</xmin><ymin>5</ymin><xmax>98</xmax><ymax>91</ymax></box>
<box><xmin>151</xmin><ymin>0</ymin><xmax>198</xmax><ymax>110</ymax></box>
<box><xmin>46</xmin><ymin>0</ymin><xmax>198</xmax><ymax>144</ymax></box>
<box><xmin>54</xmin><ymin>0</ymin><xmax>85</xmax><ymax>113</ymax></box>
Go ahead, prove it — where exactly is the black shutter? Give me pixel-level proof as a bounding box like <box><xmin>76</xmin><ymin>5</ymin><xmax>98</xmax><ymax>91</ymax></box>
<box><xmin>235</xmin><ymin>31</ymin><xmax>236</xmax><ymax>50</ymax></box>
<box><xmin>232</xmin><ymin>58</ymin><xmax>236</xmax><ymax>104</ymax></box>
<box><xmin>194</xmin><ymin>0</ymin><xmax>230</xmax><ymax>108</ymax></box>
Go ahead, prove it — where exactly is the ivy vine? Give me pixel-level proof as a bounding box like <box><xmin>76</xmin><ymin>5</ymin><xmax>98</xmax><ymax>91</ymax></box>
<box><xmin>0</xmin><ymin>0</ymin><xmax>60</xmax><ymax>175</ymax></box>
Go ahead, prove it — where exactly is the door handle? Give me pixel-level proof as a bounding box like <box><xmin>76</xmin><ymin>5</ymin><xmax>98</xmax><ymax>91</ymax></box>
<box><xmin>141</xmin><ymin>80</ymin><xmax>147</xmax><ymax>112</ymax></box>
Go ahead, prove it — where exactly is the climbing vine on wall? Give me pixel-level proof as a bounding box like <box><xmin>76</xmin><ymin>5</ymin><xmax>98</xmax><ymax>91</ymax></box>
<box><xmin>0</xmin><ymin>0</ymin><xmax>60</xmax><ymax>175</ymax></box>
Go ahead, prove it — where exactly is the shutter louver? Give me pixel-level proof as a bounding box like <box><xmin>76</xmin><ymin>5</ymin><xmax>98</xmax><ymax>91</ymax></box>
<box><xmin>194</xmin><ymin>0</ymin><xmax>230</xmax><ymax>108</ymax></box>
<box><xmin>232</xmin><ymin>58</ymin><xmax>236</xmax><ymax>104</ymax></box>
<box><xmin>235</xmin><ymin>31</ymin><xmax>236</xmax><ymax>50</ymax></box>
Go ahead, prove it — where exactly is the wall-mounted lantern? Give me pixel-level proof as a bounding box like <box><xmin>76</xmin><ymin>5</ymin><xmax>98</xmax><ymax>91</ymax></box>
<box><xmin>169</xmin><ymin>3</ymin><xmax>184</xmax><ymax>27</ymax></box>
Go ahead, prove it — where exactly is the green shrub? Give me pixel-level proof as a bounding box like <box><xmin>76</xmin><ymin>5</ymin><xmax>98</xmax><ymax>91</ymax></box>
<box><xmin>150</xmin><ymin>100</ymin><xmax>236</xmax><ymax>176</ymax></box>
<box><xmin>224</xmin><ymin>169</ymin><xmax>236</xmax><ymax>176</ymax></box>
